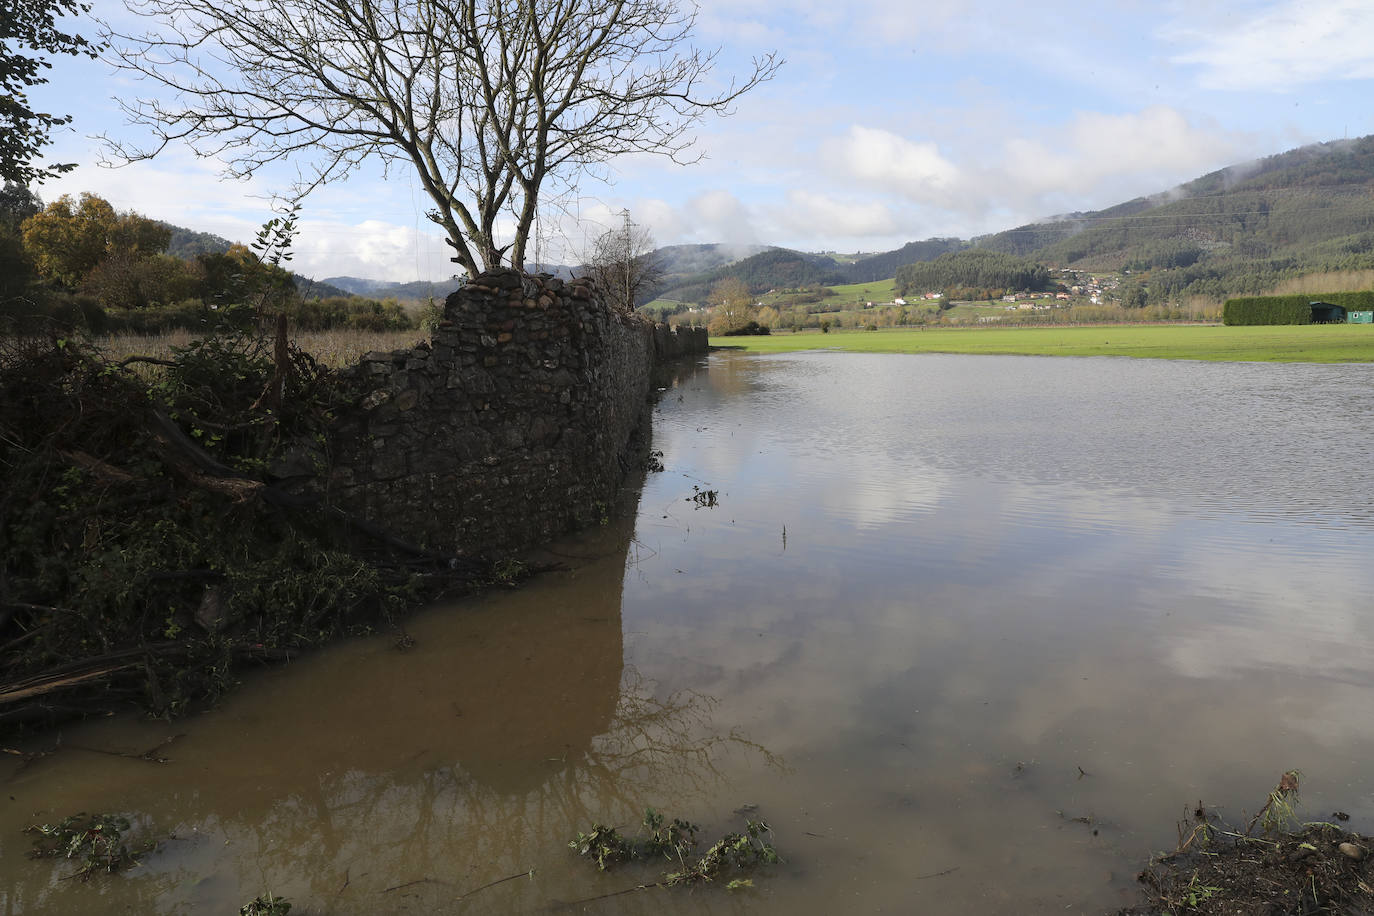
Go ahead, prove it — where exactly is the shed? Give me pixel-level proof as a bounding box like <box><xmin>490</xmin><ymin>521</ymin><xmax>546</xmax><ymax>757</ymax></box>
<box><xmin>1309</xmin><ymin>301</ymin><xmax>1347</xmax><ymax>323</ymax></box>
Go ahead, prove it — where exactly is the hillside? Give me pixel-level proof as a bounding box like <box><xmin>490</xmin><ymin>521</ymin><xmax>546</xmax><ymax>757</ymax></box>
<box><xmin>846</xmin><ymin>238</ymin><xmax>968</xmax><ymax>282</ymax></box>
<box><xmin>161</xmin><ymin>136</ymin><xmax>1374</xmax><ymax>309</ymax></box>
<box><xmin>975</xmin><ymin>136</ymin><xmax>1374</xmax><ymax>300</ymax></box>
<box><xmin>646</xmin><ymin>247</ymin><xmax>848</xmax><ymax>303</ymax></box>
<box><xmin>163</xmin><ymin>224</ymin><xmax>353</xmax><ymax>300</ymax></box>
<box><xmin>646</xmin><ymin>239</ymin><xmax>969</xmax><ymax>303</ymax></box>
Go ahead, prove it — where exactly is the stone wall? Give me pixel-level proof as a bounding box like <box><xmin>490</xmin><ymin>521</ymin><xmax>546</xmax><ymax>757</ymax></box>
<box><xmin>327</xmin><ymin>268</ymin><xmax>705</xmax><ymax>556</ymax></box>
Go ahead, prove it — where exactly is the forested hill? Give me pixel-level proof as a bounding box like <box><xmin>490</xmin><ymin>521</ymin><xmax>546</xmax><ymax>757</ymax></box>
<box><xmin>645</xmin><ymin>247</ymin><xmax>848</xmax><ymax>303</ymax></box>
<box><xmin>974</xmin><ymin>135</ymin><xmax>1374</xmax><ymax>299</ymax></box>
<box><xmin>846</xmin><ymin>238</ymin><xmax>968</xmax><ymax>282</ymax></box>
<box><xmin>646</xmin><ymin>238</ymin><xmax>967</xmax><ymax>302</ymax></box>
<box><xmin>163</xmin><ymin>223</ymin><xmax>353</xmax><ymax>299</ymax></box>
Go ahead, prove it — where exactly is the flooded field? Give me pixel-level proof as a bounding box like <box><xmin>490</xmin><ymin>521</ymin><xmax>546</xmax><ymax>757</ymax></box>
<box><xmin>4</xmin><ymin>351</ymin><xmax>1374</xmax><ymax>914</ymax></box>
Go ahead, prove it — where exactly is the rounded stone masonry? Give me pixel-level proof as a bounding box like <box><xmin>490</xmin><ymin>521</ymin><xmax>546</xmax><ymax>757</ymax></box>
<box><xmin>328</xmin><ymin>268</ymin><xmax>705</xmax><ymax>556</ymax></box>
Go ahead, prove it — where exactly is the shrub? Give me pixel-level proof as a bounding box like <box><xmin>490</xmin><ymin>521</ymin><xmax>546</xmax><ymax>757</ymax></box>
<box><xmin>720</xmin><ymin>320</ymin><xmax>770</xmax><ymax>336</ymax></box>
<box><xmin>1222</xmin><ymin>296</ymin><xmax>1313</xmax><ymax>325</ymax></box>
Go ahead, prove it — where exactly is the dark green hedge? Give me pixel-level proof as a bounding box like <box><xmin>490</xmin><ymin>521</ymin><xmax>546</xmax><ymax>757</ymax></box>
<box><xmin>1222</xmin><ymin>290</ymin><xmax>1374</xmax><ymax>325</ymax></box>
<box><xmin>1222</xmin><ymin>297</ymin><xmax>1310</xmax><ymax>325</ymax></box>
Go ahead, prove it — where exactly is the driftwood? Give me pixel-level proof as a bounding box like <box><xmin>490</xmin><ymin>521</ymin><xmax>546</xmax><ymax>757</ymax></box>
<box><xmin>0</xmin><ymin>646</ymin><xmax>172</xmax><ymax>706</ymax></box>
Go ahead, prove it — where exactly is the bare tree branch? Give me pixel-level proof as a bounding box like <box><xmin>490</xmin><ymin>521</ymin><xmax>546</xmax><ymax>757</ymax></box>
<box><xmin>100</xmin><ymin>0</ymin><xmax>781</xmax><ymax>277</ymax></box>
<box><xmin>582</xmin><ymin>209</ymin><xmax>662</xmax><ymax>313</ymax></box>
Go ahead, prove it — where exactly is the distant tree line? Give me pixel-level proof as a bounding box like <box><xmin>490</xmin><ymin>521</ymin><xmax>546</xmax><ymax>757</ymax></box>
<box><xmin>1</xmin><ymin>187</ymin><xmax>419</xmax><ymax>334</ymax></box>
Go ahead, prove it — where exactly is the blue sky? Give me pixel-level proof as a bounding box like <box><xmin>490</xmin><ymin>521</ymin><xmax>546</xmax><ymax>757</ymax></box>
<box><xmin>25</xmin><ymin>0</ymin><xmax>1374</xmax><ymax>282</ymax></box>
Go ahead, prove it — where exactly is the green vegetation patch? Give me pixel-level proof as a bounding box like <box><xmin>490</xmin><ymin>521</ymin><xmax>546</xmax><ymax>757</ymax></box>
<box><xmin>826</xmin><ymin>278</ymin><xmax>899</xmax><ymax>303</ymax></box>
<box><xmin>570</xmin><ymin>808</ymin><xmax>780</xmax><ymax>892</ymax></box>
<box><xmin>710</xmin><ymin>324</ymin><xmax>1374</xmax><ymax>362</ymax></box>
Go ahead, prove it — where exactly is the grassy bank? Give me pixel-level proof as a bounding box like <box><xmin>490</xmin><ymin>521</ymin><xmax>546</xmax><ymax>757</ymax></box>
<box><xmin>710</xmin><ymin>324</ymin><xmax>1374</xmax><ymax>362</ymax></box>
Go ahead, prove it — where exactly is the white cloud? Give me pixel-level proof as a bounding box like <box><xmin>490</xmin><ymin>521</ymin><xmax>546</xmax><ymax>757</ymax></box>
<box><xmin>772</xmin><ymin>189</ymin><xmax>900</xmax><ymax>238</ymax></box>
<box><xmin>1168</xmin><ymin>0</ymin><xmax>1374</xmax><ymax>91</ymax></box>
<box><xmin>1000</xmin><ymin>106</ymin><xmax>1250</xmax><ymax>198</ymax></box>
<box><xmin>812</xmin><ymin>109</ymin><xmax>1248</xmax><ymax>234</ymax></box>
<box><xmin>823</xmin><ymin>126</ymin><xmax>964</xmax><ymax>206</ymax></box>
<box><xmin>682</xmin><ymin>189</ymin><xmax>761</xmax><ymax>244</ymax></box>
<box><xmin>291</xmin><ymin>219</ymin><xmax>453</xmax><ymax>282</ymax></box>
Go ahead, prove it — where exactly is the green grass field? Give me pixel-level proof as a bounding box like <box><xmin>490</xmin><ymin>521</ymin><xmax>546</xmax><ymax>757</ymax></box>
<box><xmin>825</xmin><ymin>278</ymin><xmax>899</xmax><ymax>303</ymax></box>
<box><xmin>709</xmin><ymin>324</ymin><xmax>1374</xmax><ymax>362</ymax></box>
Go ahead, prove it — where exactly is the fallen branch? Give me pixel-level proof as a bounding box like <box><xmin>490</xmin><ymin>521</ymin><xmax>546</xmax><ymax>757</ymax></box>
<box><xmin>0</xmin><ymin>643</ymin><xmax>183</xmax><ymax>706</ymax></box>
<box><xmin>552</xmin><ymin>882</ymin><xmax>661</xmax><ymax>908</ymax></box>
<box><xmin>58</xmin><ymin>450</ymin><xmax>137</xmax><ymax>484</ymax></box>
<box><xmin>117</xmin><ymin>355</ymin><xmax>180</xmax><ymax>369</ymax></box>
<box><xmin>382</xmin><ymin>877</ymin><xmax>452</xmax><ymax>893</ymax></box>
<box><xmin>454</xmin><ymin>869</ymin><xmax>534</xmax><ymax>902</ymax></box>
<box><xmin>0</xmin><ymin>661</ymin><xmax>142</xmax><ymax>705</ymax></box>
<box><xmin>67</xmin><ymin>734</ymin><xmax>184</xmax><ymax>764</ymax></box>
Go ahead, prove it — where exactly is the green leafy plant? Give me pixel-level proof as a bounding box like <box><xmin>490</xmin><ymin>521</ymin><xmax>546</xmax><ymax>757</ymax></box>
<box><xmin>491</xmin><ymin>557</ymin><xmax>528</xmax><ymax>585</ymax></box>
<box><xmin>25</xmin><ymin>812</ymin><xmax>155</xmax><ymax>880</ymax></box>
<box><xmin>664</xmin><ymin>819</ymin><xmax>778</xmax><ymax>886</ymax></box>
<box><xmin>1185</xmin><ymin>870</ymin><xmax>1223</xmax><ymax>907</ymax></box>
<box><xmin>641</xmin><ymin>808</ymin><xmax>700</xmax><ymax>863</ymax></box>
<box><xmin>569</xmin><ymin>823</ymin><xmax>638</xmax><ymax>871</ymax></box>
<box><xmin>571</xmin><ymin>810</ymin><xmax>778</xmax><ymax>889</ymax></box>
<box><xmin>570</xmin><ymin>808</ymin><xmax>700</xmax><ymax>871</ymax></box>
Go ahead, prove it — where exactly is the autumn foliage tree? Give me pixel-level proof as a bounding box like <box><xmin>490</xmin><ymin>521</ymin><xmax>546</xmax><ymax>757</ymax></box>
<box><xmin>707</xmin><ymin>276</ymin><xmax>755</xmax><ymax>335</ymax></box>
<box><xmin>21</xmin><ymin>191</ymin><xmax>170</xmax><ymax>287</ymax></box>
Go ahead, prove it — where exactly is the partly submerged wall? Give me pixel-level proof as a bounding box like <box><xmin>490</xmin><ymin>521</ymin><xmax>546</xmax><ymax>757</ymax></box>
<box><xmin>327</xmin><ymin>268</ymin><xmax>706</xmax><ymax>555</ymax></box>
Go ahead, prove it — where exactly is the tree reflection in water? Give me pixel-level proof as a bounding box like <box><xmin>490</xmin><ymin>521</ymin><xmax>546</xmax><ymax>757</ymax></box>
<box><xmin>3</xmin><ymin>648</ymin><xmax>780</xmax><ymax>914</ymax></box>
<box><xmin>174</xmin><ymin>668</ymin><xmax>781</xmax><ymax>912</ymax></box>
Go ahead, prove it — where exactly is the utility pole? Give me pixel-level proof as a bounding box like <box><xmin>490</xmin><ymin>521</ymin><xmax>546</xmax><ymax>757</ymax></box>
<box><xmin>622</xmin><ymin>209</ymin><xmax>632</xmax><ymax>312</ymax></box>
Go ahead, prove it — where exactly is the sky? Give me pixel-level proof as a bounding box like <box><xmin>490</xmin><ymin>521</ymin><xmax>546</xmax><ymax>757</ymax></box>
<box><xmin>24</xmin><ymin>0</ymin><xmax>1374</xmax><ymax>283</ymax></box>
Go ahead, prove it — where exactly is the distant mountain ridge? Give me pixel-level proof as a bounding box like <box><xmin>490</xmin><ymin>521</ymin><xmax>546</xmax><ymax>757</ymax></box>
<box><xmin>163</xmin><ymin>134</ymin><xmax>1374</xmax><ymax>307</ymax></box>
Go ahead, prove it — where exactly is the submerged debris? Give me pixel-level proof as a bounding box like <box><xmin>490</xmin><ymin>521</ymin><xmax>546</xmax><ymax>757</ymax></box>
<box><xmin>1116</xmin><ymin>771</ymin><xmax>1374</xmax><ymax>916</ymax></box>
<box><xmin>1120</xmin><ymin>824</ymin><xmax>1373</xmax><ymax>915</ymax></box>
<box><xmin>25</xmin><ymin>812</ymin><xmax>156</xmax><ymax>880</ymax></box>
<box><xmin>688</xmin><ymin>486</ymin><xmax>719</xmax><ymax>509</ymax></box>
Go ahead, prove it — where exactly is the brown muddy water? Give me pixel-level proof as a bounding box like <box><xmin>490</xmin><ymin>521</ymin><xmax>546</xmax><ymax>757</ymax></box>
<box><xmin>4</xmin><ymin>351</ymin><xmax>1374</xmax><ymax>914</ymax></box>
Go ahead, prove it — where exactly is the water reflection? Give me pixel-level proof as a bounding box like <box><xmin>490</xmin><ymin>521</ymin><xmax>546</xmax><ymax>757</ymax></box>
<box><xmin>6</xmin><ymin>350</ymin><xmax>1374</xmax><ymax>915</ymax></box>
<box><xmin>0</xmin><ymin>517</ymin><xmax>781</xmax><ymax>914</ymax></box>
<box><xmin>620</xmin><ymin>350</ymin><xmax>1374</xmax><ymax>913</ymax></box>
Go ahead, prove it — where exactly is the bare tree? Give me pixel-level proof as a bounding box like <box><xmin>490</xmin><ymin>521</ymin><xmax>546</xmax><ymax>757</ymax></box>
<box><xmin>101</xmin><ymin>0</ymin><xmax>780</xmax><ymax>278</ymax></box>
<box><xmin>583</xmin><ymin>210</ymin><xmax>662</xmax><ymax>313</ymax></box>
